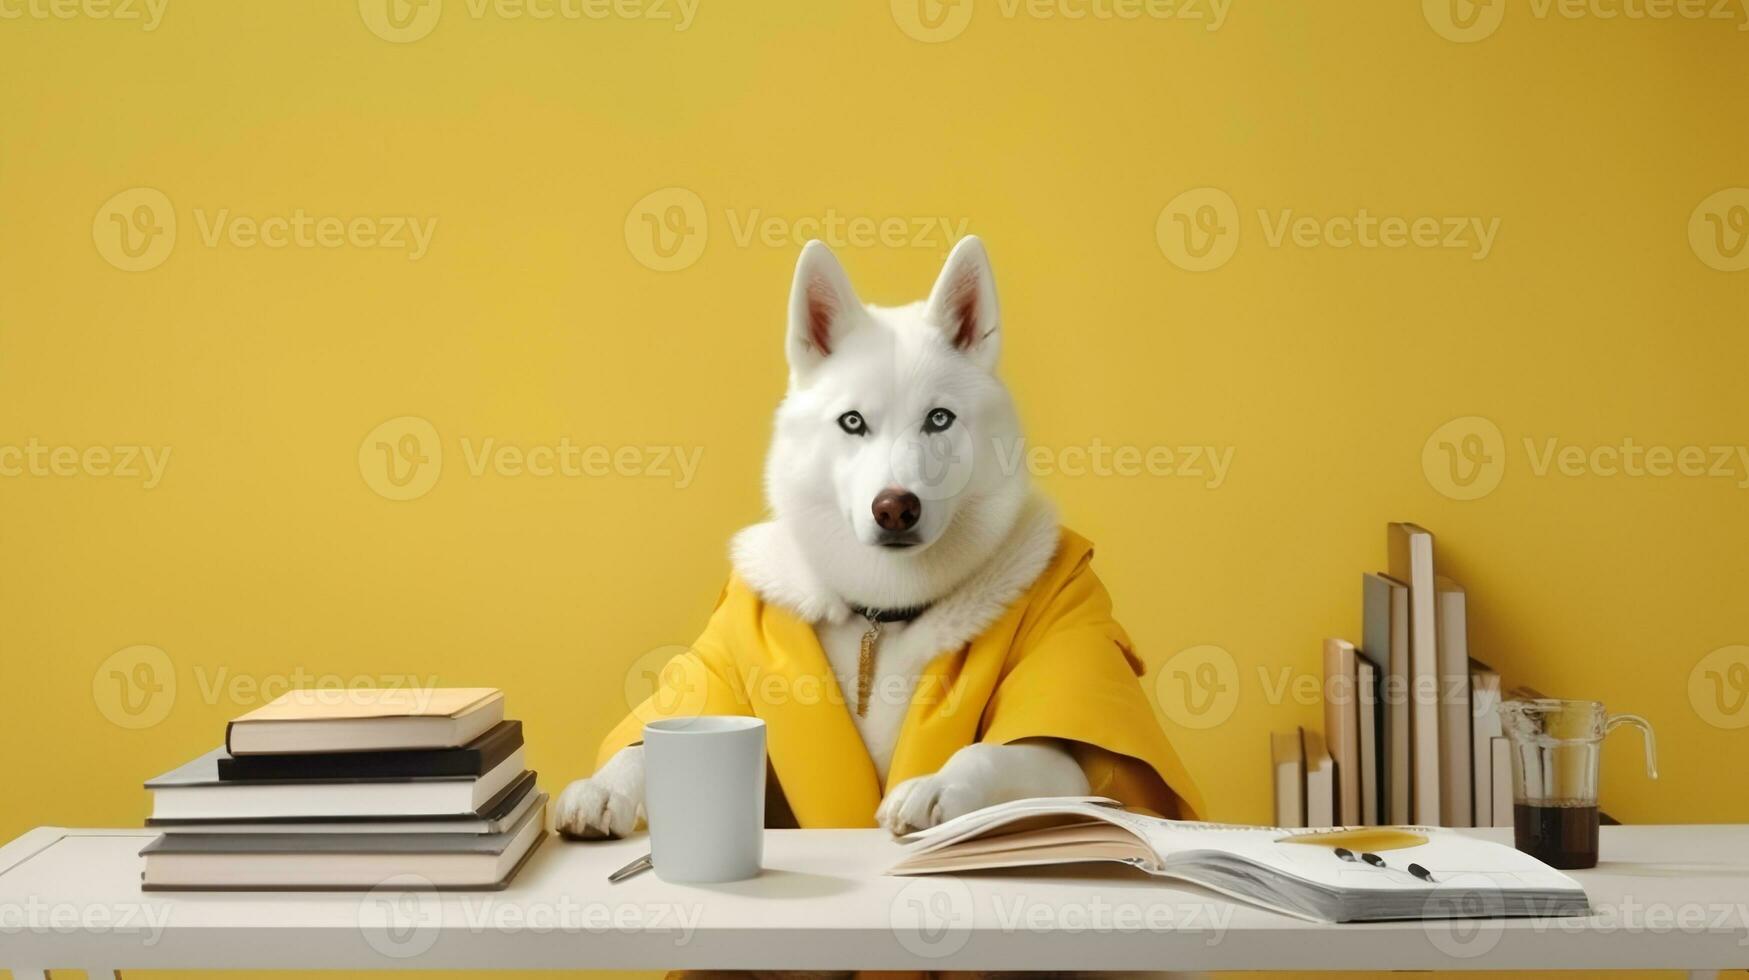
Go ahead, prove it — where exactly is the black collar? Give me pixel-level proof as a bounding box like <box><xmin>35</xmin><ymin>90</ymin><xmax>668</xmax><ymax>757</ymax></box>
<box><xmin>853</xmin><ymin>603</ymin><xmax>932</xmax><ymax>624</ymax></box>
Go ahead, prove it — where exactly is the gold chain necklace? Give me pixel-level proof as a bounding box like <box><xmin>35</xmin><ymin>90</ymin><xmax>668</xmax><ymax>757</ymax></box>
<box><xmin>851</xmin><ymin>603</ymin><xmax>931</xmax><ymax>717</ymax></box>
<box><xmin>855</xmin><ymin>613</ymin><xmax>882</xmax><ymax>718</ymax></box>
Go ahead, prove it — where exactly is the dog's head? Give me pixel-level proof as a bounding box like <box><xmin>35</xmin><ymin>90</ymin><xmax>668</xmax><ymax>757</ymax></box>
<box><xmin>765</xmin><ymin>237</ymin><xmax>1029</xmax><ymax>609</ymax></box>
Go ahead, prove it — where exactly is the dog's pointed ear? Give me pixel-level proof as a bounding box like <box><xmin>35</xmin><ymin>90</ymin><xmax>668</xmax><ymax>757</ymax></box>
<box><xmin>925</xmin><ymin>236</ymin><xmax>1001</xmax><ymax>372</ymax></box>
<box><xmin>787</xmin><ymin>240</ymin><xmax>862</xmax><ymax>381</ymax></box>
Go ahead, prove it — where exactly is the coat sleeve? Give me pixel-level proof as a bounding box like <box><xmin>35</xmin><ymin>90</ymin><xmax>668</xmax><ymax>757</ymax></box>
<box><xmin>978</xmin><ymin>552</ymin><xmax>1206</xmax><ymax>820</ymax></box>
<box><xmin>593</xmin><ymin>586</ymin><xmax>754</xmax><ymax>770</ymax></box>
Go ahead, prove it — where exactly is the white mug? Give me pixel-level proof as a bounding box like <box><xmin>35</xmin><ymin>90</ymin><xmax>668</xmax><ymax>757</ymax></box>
<box><xmin>642</xmin><ymin>716</ymin><xmax>767</xmax><ymax>883</ymax></box>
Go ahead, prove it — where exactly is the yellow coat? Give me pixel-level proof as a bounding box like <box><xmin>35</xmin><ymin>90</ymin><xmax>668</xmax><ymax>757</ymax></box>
<box><xmin>598</xmin><ymin>528</ymin><xmax>1204</xmax><ymax>826</ymax></box>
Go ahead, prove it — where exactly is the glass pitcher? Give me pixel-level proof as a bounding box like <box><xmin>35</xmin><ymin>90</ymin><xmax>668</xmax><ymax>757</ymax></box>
<box><xmin>1498</xmin><ymin>699</ymin><xmax>1657</xmax><ymax>869</ymax></box>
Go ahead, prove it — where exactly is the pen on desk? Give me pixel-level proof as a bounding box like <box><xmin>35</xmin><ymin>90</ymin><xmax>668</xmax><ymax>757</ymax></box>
<box><xmin>608</xmin><ymin>852</ymin><xmax>653</xmax><ymax>883</ymax></box>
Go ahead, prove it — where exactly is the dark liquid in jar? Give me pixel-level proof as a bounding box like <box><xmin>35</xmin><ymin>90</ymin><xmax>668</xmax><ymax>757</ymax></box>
<box><xmin>1514</xmin><ymin>802</ymin><xmax>1599</xmax><ymax>869</ymax></box>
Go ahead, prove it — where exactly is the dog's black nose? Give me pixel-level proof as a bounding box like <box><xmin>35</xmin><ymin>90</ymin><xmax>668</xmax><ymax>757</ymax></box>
<box><xmin>872</xmin><ymin>488</ymin><xmax>921</xmax><ymax>532</ymax></box>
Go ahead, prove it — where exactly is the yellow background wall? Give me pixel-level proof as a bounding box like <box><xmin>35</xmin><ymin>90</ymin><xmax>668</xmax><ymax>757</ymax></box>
<box><xmin>2</xmin><ymin>2</ymin><xmax>1746</xmax><ymax>978</ymax></box>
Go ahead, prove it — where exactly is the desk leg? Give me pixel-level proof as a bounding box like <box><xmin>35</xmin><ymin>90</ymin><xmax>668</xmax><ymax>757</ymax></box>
<box><xmin>11</xmin><ymin>970</ymin><xmax>47</xmax><ymax>980</ymax></box>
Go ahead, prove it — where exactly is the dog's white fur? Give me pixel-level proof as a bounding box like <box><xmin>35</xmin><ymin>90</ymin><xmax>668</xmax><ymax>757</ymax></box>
<box><xmin>556</xmin><ymin>238</ymin><xmax>1089</xmax><ymax>839</ymax></box>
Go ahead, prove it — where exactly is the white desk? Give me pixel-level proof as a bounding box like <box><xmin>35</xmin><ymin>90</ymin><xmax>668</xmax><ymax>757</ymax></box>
<box><xmin>0</xmin><ymin>825</ymin><xmax>1745</xmax><ymax>976</ymax></box>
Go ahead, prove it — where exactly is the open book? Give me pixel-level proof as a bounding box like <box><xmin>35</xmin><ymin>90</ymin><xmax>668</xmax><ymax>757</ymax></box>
<box><xmin>888</xmin><ymin>797</ymin><xmax>1590</xmax><ymax>923</ymax></box>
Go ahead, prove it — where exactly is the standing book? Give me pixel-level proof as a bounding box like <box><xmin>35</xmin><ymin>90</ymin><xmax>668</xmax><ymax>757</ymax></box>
<box><xmin>1356</xmin><ymin>658</ymin><xmax>1380</xmax><ymax>825</ymax></box>
<box><xmin>1301</xmin><ymin>727</ymin><xmax>1335</xmax><ymax>828</ymax></box>
<box><xmin>1434</xmin><ymin>577</ymin><xmax>1473</xmax><ymax>827</ymax></box>
<box><xmin>1321</xmin><ymin>638</ymin><xmax>1362</xmax><ymax>825</ymax></box>
<box><xmin>1271</xmin><ymin>731</ymin><xmax>1305</xmax><ymax>828</ymax></box>
<box><xmin>1491</xmin><ymin>736</ymin><xmax>1513</xmax><ymax>826</ymax></box>
<box><xmin>1470</xmin><ymin>661</ymin><xmax>1504</xmax><ymax>827</ymax></box>
<box><xmin>1388</xmin><ymin>522</ymin><xmax>1441</xmax><ymax>825</ymax></box>
<box><xmin>1362</xmin><ymin>572</ymin><xmax>1411</xmax><ymax>825</ymax></box>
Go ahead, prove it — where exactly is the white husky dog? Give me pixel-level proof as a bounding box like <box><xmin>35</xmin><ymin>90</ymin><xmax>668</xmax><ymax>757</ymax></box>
<box><xmin>555</xmin><ymin>237</ymin><xmax>1090</xmax><ymax>838</ymax></box>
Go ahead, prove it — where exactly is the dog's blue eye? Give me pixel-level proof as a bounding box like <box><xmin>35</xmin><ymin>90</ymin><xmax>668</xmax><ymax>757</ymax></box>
<box><xmin>923</xmin><ymin>408</ymin><xmax>956</xmax><ymax>434</ymax></box>
<box><xmin>838</xmin><ymin>411</ymin><xmax>867</xmax><ymax>436</ymax></box>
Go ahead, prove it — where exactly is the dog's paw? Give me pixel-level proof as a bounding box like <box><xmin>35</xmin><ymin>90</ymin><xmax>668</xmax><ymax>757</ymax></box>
<box><xmin>877</xmin><ymin>772</ymin><xmax>993</xmax><ymax>836</ymax></box>
<box><xmin>554</xmin><ymin>775</ymin><xmax>641</xmax><ymax>840</ymax></box>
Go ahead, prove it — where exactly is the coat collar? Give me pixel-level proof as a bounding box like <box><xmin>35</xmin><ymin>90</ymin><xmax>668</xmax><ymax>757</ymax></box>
<box><xmin>730</xmin><ymin>494</ymin><xmax>1062</xmax><ymax>657</ymax></box>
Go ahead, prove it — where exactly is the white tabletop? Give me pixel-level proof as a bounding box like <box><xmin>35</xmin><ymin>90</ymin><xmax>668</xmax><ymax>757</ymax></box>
<box><xmin>2</xmin><ymin>825</ymin><xmax>1747</xmax><ymax>972</ymax></box>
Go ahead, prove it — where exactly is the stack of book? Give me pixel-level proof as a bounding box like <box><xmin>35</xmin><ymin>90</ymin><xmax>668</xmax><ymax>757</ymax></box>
<box><xmin>140</xmin><ymin>687</ymin><xmax>546</xmax><ymax>890</ymax></box>
<box><xmin>1271</xmin><ymin>522</ymin><xmax>1515</xmax><ymax>829</ymax></box>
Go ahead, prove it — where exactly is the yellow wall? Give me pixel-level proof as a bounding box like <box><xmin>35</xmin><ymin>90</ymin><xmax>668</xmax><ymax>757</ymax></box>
<box><xmin>3</xmin><ymin>2</ymin><xmax>1747</xmax><ymax>979</ymax></box>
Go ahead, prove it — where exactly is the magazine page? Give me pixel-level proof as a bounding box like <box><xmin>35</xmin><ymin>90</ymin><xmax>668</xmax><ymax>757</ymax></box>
<box><xmin>898</xmin><ymin>797</ymin><xmax>1134</xmax><ymax>856</ymax></box>
<box><xmin>1138</xmin><ymin>820</ymin><xmax>1584</xmax><ymax>895</ymax></box>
